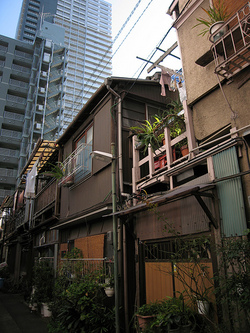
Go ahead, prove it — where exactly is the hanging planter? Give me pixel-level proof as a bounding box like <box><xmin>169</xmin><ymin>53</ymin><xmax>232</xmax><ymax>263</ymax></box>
<box><xmin>196</xmin><ymin>299</ymin><xmax>210</xmax><ymax>315</ymax></box>
<box><xmin>104</xmin><ymin>276</ymin><xmax>114</xmax><ymax>297</ymax></box>
<box><xmin>104</xmin><ymin>286</ymin><xmax>115</xmax><ymax>297</ymax></box>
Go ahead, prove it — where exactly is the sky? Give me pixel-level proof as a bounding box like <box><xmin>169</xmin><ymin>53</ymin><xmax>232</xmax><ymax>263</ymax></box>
<box><xmin>0</xmin><ymin>0</ymin><xmax>181</xmax><ymax>79</ymax></box>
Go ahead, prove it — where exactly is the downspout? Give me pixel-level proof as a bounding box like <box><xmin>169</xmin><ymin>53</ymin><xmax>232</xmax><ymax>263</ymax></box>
<box><xmin>104</xmin><ymin>79</ymin><xmax>128</xmax><ymax>198</ymax></box>
<box><xmin>105</xmin><ymin>79</ymin><xmax>130</xmax><ymax>332</ymax></box>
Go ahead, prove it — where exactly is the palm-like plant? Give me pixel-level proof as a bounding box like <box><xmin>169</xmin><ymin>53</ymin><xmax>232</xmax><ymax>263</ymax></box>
<box><xmin>193</xmin><ymin>0</ymin><xmax>230</xmax><ymax>36</ymax></box>
<box><xmin>42</xmin><ymin>162</ymin><xmax>65</xmax><ymax>180</ymax></box>
<box><xmin>131</xmin><ymin>117</ymin><xmax>164</xmax><ymax>154</ymax></box>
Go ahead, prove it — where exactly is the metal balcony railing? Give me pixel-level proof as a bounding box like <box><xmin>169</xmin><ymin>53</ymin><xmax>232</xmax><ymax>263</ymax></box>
<box><xmin>58</xmin><ymin>143</ymin><xmax>92</xmax><ymax>186</ymax></box>
<box><xmin>0</xmin><ymin>147</ymin><xmax>19</xmax><ymax>158</ymax></box>
<box><xmin>0</xmin><ymin>129</ymin><xmax>22</xmax><ymax>140</ymax></box>
<box><xmin>60</xmin><ymin>258</ymin><xmax>113</xmax><ymax>280</ymax></box>
<box><xmin>210</xmin><ymin>2</ymin><xmax>250</xmax><ymax>79</ymax></box>
<box><xmin>9</xmin><ymin>78</ymin><xmax>29</xmax><ymax>89</ymax></box>
<box><xmin>4</xmin><ymin>111</ymin><xmax>25</xmax><ymax>122</ymax></box>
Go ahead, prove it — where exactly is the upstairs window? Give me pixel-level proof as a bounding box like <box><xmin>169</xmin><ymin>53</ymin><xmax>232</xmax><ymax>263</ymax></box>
<box><xmin>74</xmin><ymin>125</ymin><xmax>93</xmax><ymax>182</ymax></box>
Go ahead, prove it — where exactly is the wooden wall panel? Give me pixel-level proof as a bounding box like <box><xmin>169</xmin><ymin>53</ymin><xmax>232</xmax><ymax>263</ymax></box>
<box><xmin>75</xmin><ymin>234</ymin><xmax>105</xmax><ymax>258</ymax></box>
<box><xmin>145</xmin><ymin>261</ymin><xmax>214</xmax><ymax>304</ymax></box>
<box><xmin>174</xmin><ymin>262</ymin><xmax>215</xmax><ymax>302</ymax></box>
<box><xmin>145</xmin><ymin>262</ymin><xmax>173</xmax><ymax>303</ymax></box>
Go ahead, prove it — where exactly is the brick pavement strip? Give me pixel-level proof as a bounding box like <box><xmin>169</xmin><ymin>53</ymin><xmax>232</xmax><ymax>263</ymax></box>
<box><xmin>0</xmin><ymin>292</ymin><xmax>49</xmax><ymax>333</ymax></box>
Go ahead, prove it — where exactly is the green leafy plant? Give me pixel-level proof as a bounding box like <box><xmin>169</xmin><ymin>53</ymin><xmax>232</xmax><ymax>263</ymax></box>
<box><xmin>193</xmin><ymin>0</ymin><xmax>231</xmax><ymax>36</ymax></box>
<box><xmin>136</xmin><ymin>296</ymin><xmax>195</xmax><ymax>332</ymax></box>
<box><xmin>214</xmin><ymin>234</ymin><xmax>250</xmax><ymax>331</ymax></box>
<box><xmin>137</xmin><ymin>301</ymin><xmax>162</xmax><ymax>316</ymax></box>
<box><xmin>131</xmin><ymin>117</ymin><xmax>164</xmax><ymax>154</ymax></box>
<box><xmin>42</xmin><ymin>162</ymin><xmax>65</xmax><ymax>180</ymax></box>
<box><xmin>131</xmin><ymin>100</ymin><xmax>185</xmax><ymax>155</ymax></box>
<box><xmin>31</xmin><ymin>260</ymin><xmax>54</xmax><ymax>305</ymax></box>
<box><xmin>49</xmin><ymin>272</ymin><xmax>115</xmax><ymax>333</ymax></box>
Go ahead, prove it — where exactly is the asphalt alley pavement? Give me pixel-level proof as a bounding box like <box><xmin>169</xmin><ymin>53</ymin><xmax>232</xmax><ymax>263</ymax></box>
<box><xmin>0</xmin><ymin>291</ymin><xmax>49</xmax><ymax>333</ymax></box>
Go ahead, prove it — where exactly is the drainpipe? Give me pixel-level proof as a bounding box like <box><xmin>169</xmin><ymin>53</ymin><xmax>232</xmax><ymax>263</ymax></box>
<box><xmin>105</xmin><ymin>79</ymin><xmax>130</xmax><ymax>332</ymax></box>
<box><xmin>104</xmin><ymin>79</ymin><xmax>128</xmax><ymax>197</ymax></box>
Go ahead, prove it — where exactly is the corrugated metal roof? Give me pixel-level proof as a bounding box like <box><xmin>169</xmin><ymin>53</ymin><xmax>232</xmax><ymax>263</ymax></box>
<box><xmin>213</xmin><ymin>146</ymin><xmax>247</xmax><ymax>237</ymax></box>
<box><xmin>20</xmin><ymin>139</ymin><xmax>58</xmax><ymax>177</ymax></box>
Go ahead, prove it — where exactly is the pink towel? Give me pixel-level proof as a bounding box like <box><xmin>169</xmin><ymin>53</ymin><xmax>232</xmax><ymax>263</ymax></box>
<box><xmin>160</xmin><ymin>68</ymin><xmax>171</xmax><ymax>96</ymax></box>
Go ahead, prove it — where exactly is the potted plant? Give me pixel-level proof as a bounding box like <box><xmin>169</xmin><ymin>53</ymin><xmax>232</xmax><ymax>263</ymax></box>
<box><xmin>43</xmin><ymin>161</ymin><xmax>74</xmax><ymax>187</ymax></box>
<box><xmin>193</xmin><ymin>0</ymin><xmax>231</xmax><ymax>41</ymax></box>
<box><xmin>104</xmin><ymin>274</ymin><xmax>115</xmax><ymax>297</ymax></box>
<box><xmin>131</xmin><ymin>116</ymin><xmax>165</xmax><ymax>155</ymax></box>
<box><xmin>136</xmin><ymin>301</ymin><xmax>162</xmax><ymax>331</ymax></box>
<box><xmin>32</xmin><ymin>260</ymin><xmax>54</xmax><ymax>316</ymax></box>
<box><xmin>42</xmin><ymin>162</ymin><xmax>65</xmax><ymax>180</ymax></box>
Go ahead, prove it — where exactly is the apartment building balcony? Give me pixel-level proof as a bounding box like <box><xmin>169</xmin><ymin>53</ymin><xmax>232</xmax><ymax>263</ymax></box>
<box><xmin>9</xmin><ymin>78</ymin><xmax>29</xmax><ymax>93</ymax></box>
<box><xmin>0</xmin><ymin>59</ymin><xmax>5</xmax><ymax>68</ymax></box>
<box><xmin>0</xmin><ymin>168</ymin><xmax>17</xmax><ymax>186</ymax></box>
<box><xmin>32</xmin><ymin>179</ymin><xmax>58</xmax><ymax>228</ymax></box>
<box><xmin>0</xmin><ymin>147</ymin><xmax>19</xmax><ymax>165</ymax></box>
<box><xmin>210</xmin><ymin>3</ymin><xmax>250</xmax><ymax>79</ymax></box>
<box><xmin>11</xmin><ymin>64</ymin><xmax>31</xmax><ymax>78</ymax></box>
<box><xmin>5</xmin><ymin>94</ymin><xmax>26</xmax><ymax>111</ymax></box>
<box><xmin>0</xmin><ymin>129</ymin><xmax>22</xmax><ymax>145</ymax></box>
<box><xmin>58</xmin><ymin>143</ymin><xmax>92</xmax><ymax>187</ymax></box>
<box><xmin>3</xmin><ymin>111</ymin><xmax>25</xmax><ymax>129</ymax></box>
<box><xmin>132</xmin><ymin>126</ymin><xmax>190</xmax><ymax>193</ymax></box>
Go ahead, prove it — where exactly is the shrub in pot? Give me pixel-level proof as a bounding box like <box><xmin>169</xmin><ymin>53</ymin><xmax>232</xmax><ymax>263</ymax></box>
<box><xmin>193</xmin><ymin>0</ymin><xmax>231</xmax><ymax>39</ymax></box>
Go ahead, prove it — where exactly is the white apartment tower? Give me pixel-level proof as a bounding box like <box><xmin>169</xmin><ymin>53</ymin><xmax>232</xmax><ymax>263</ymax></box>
<box><xmin>16</xmin><ymin>0</ymin><xmax>112</xmax><ymax>130</ymax></box>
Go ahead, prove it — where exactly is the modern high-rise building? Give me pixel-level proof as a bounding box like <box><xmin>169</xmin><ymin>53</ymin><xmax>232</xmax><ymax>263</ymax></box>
<box><xmin>16</xmin><ymin>0</ymin><xmax>112</xmax><ymax>130</ymax></box>
<box><xmin>0</xmin><ymin>0</ymin><xmax>112</xmax><ymax>205</ymax></box>
<box><xmin>0</xmin><ymin>24</ymin><xmax>67</xmax><ymax>205</ymax></box>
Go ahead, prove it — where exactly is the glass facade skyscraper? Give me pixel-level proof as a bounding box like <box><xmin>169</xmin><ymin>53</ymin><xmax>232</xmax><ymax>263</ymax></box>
<box><xmin>16</xmin><ymin>0</ymin><xmax>112</xmax><ymax>130</ymax></box>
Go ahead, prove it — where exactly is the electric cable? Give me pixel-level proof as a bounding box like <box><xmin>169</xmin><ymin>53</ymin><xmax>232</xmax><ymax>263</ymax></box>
<box><xmin>65</xmin><ymin>0</ymin><xmax>156</xmax><ymax>113</ymax></box>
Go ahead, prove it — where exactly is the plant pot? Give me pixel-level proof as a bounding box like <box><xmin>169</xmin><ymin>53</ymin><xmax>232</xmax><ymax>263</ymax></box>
<box><xmin>30</xmin><ymin>303</ymin><xmax>37</xmax><ymax>311</ymax></box>
<box><xmin>172</xmin><ymin>147</ymin><xmax>177</xmax><ymax>161</ymax></box>
<box><xmin>104</xmin><ymin>286</ymin><xmax>115</xmax><ymax>297</ymax></box>
<box><xmin>159</xmin><ymin>154</ymin><xmax>167</xmax><ymax>168</ymax></box>
<box><xmin>62</xmin><ymin>175</ymin><xmax>74</xmax><ymax>187</ymax></box>
<box><xmin>137</xmin><ymin>314</ymin><xmax>156</xmax><ymax>331</ymax></box>
<box><xmin>209</xmin><ymin>21</ymin><xmax>227</xmax><ymax>42</ymax></box>
<box><xmin>154</xmin><ymin>159</ymin><xmax>160</xmax><ymax>170</ymax></box>
<box><xmin>196</xmin><ymin>299</ymin><xmax>209</xmax><ymax>315</ymax></box>
<box><xmin>180</xmin><ymin>145</ymin><xmax>189</xmax><ymax>157</ymax></box>
<box><xmin>42</xmin><ymin>303</ymin><xmax>52</xmax><ymax>317</ymax></box>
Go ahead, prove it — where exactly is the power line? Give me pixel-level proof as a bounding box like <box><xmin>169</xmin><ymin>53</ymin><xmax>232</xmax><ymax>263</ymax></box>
<box><xmin>66</xmin><ymin>0</ymin><xmax>155</xmax><ymax>113</ymax></box>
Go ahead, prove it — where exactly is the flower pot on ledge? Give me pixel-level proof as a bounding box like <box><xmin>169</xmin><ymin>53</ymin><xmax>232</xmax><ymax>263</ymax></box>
<box><xmin>209</xmin><ymin>21</ymin><xmax>227</xmax><ymax>42</ymax></box>
<box><xmin>180</xmin><ymin>145</ymin><xmax>189</xmax><ymax>157</ymax></box>
<box><xmin>62</xmin><ymin>175</ymin><xmax>74</xmax><ymax>187</ymax></box>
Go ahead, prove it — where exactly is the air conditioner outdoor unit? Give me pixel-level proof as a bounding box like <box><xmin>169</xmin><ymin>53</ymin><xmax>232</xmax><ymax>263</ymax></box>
<box><xmin>37</xmin><ymin>104</ymin><xmax>43</xmax><ymax>111</ymax></box>
<box><xmin>45</xmin><ymin>39</ymin><xmax>52</xmax><ymax>48</ymax></box>
<box><xmin>41</xmin><ymin>71</ymin><xmax>47</xmax><ymax>77</ymax></box>
<box><xmin>36</xmin><ymin>123</ymin><xmax>42</xmax><ymax>129</ymax></box>
<box><xmin>39</xmin><ymin>87</ymin><xmax>45</xmax><ymax>94</ymax></box>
